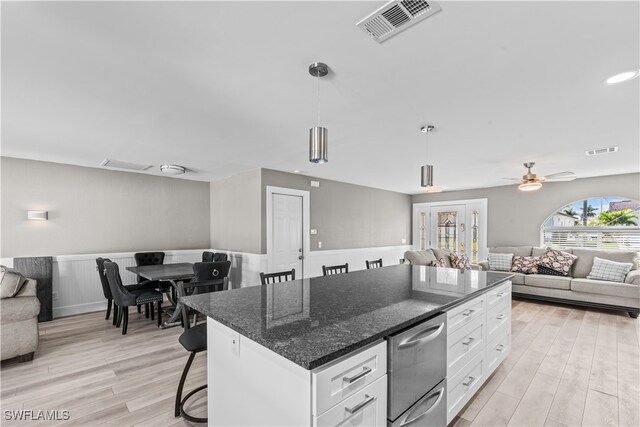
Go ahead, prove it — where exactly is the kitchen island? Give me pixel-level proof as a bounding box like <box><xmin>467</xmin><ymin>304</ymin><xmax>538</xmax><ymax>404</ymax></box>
<box><xmin>182</xmin><ymin>265</ymin><xmax>513</xmax><ymax>426</ymax></box>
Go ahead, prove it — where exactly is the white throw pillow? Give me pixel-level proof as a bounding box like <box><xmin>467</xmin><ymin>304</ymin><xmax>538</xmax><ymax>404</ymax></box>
<box><xmin>586</xmin><ymin>257</ymin><xmax>633</xmax><ymax>283</ymax></box>
<box><xmin>488</xmin><ymin>253</ymin><xmax>514</xmax><ymax>272</ymax></box>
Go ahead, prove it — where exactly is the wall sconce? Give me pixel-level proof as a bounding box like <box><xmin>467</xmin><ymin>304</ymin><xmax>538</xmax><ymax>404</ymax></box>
<box><xmin>27</xmin><ymin>211</ymin><xmax>48</xmax><ymax>220</ymax></box>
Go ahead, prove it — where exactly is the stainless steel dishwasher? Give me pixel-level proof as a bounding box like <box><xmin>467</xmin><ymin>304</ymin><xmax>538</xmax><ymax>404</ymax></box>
<box><xmin>387</xmin><ymin>313</ymin><xmax>447</xmax><ymax>426</ymax></box>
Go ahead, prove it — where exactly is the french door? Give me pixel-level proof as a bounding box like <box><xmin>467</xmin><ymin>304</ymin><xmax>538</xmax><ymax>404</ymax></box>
<box><xmin>413</xmin><ymin>199</ymin><xmax>487</xmax><ymax>264</ymax></box>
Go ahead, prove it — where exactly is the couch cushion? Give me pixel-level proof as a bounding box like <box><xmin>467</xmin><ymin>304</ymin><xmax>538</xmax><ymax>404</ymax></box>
<box><xmin>0</xmin><ymin>297</ymin><xmax>41</xmax><ymax>323</ymax></box>
<box><xmin>524</xmin><ymin>274</ymin><xmax>572</xmax><ymax>290</ymax></box>
<box><xmin>572</xmin><ymin>249</ymin><xmax>639</xmax><ymax>279</ymax></box>
<box><xmin>431</xmin><ymin>258</ymin><xmax>447</xmax><ymax>268</ymax></box>
<box><xmin>0</xmin><ymin>267</ymin><xmax>27</xmax><ymax>299</ymax></box>
<box><xmin>432</xmin><ymin>248</ymin><xmax>453</xmax><ymax>268</ymax></box>
<box><xmin>404</xmin><ymin>250</ymin><xmax>437</xmax><ymax>266</ymax></box>
<box><xmin>490</xmin><ymin>246</ymin><xmax>533</xmax><ymax>257</ymax></box>
<box><xmin>508</xmin><ymin>272</ymin><xmax>526</xmax><ymax>285</ymax></box>
<box><xmin>587</xmin><ymin>257</ymin><xmax>634</xmax><ymax>283</ymax></box>
<box><xmin>571</xmin><ymin>278</ymin><xmax>640</xmax><ymax>300</ymax></box>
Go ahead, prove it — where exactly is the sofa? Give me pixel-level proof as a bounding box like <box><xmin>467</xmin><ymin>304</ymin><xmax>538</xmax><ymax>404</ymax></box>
<box><xmin>1</xmin><ymin>277</ymin><xmax>41</xmax><ymax>362</ymax></box>
<box><xmin>478</xmin><ymin>246</ymin><xmax>640</xmax><ymax>318</ymax></box>
<box><xmin>404</xmin><ymin>248</ymin><xmax>482</xmax><ymax>270</ymax></box>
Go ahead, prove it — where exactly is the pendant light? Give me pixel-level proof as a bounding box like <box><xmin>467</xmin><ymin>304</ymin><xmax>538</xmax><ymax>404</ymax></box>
<box><xmin>420</xmin><ymin>125</ymin><xmax>435</xmax><ymax>187</ymax></box>
<box><xmin>309</xmin><ymin>62</ymin><xmax>329</xmax><ymax>164</ymax></box>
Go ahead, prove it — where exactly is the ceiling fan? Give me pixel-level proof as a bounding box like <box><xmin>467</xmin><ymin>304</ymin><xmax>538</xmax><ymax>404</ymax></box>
<box><xmin>503</xmin><ymin>162</ymin><xmax>576</xmax><ymax>191</ymax></box>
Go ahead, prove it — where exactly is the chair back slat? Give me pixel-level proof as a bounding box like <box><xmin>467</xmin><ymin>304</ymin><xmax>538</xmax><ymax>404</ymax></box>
<box><xmin>260</xmin><ymin>269</ymin><xmax>295</xmax><ymax>285</ymax></box>
<box><xmin>322</xmin><ymin>263</ymin><xmax>349</xmax><ymax>276</ymax></box>
<box><xmin>366</xmin><ymin>258</ymin><xmax>383</xmax><ymax>269</ymax></box>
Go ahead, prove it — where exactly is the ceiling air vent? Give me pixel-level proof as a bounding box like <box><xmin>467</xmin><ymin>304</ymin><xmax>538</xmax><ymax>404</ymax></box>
<box><xmin>357</xmin><ymin>0</ymin><xmax>442</xmax><ymax>43</ymax></box>
<box><xmin>100</xmin><ymin>159</ymin><xmax>153</xmax><ymax>171</ymax></box>
<box><xmin>585</xmin><ymin>146</ymin><xmax>618</xmax><ymax>156</ymax></box>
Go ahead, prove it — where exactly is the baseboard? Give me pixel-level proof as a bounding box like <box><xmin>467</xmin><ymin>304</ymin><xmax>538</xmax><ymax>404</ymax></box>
<box><xmin>53</xmin><ymin>301</ymin><xmax>108</xmax><ymax>318</ymax></box>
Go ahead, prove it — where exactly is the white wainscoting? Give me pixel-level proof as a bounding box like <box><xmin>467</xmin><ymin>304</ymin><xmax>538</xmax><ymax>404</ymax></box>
<box><xmin>2</xmin><ymin>245</ymin><xmax>410</xmax><ymax>319</ymax></box>
<box><xmin>303</xmin><ymin>245</ymin><xmax>411</xmax><ymax>278</ymax></box>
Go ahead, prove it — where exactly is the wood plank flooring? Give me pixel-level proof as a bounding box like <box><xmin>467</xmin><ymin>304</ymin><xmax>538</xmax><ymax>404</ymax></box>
<box><xmin>1</xmin><ymin>299</ymin><xmax>638</xmax><ymax>426</ymax></box>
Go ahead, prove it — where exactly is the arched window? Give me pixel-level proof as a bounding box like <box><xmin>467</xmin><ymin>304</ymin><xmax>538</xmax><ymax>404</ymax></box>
<box><xmin>541</xmin><ymin>197</ymin><xmax>640</xmax><ymax>250</ymax></box>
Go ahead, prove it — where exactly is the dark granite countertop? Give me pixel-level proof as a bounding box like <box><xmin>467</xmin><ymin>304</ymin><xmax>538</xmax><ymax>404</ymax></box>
<box><xmin>181</xmin><ymin>265</ymin><xmax>513</xmax><ymax>370</ymax></box>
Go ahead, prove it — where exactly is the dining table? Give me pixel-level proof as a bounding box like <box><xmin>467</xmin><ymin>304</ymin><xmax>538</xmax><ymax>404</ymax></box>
<box><xmin>126</xmin><ymin>262</ymin><xmax>194</xmax><ymax>329</ymax></box>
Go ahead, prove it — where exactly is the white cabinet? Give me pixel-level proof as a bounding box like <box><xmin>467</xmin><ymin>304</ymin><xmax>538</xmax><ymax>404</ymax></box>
<box><xmin>312</xmin><ymin>340</ymin><xmax>386</xmax><ymax>416</ymax></box>
<box><xmin>207</xmin><ymin>318</ymin><xmax>387</xmax><ymax>427</ymax></box>
<box><xmin>314</xmin><ymin>376</ymin><xmax>387</xmax><ymax>427</ymax></box>
<box><xmin>445</xmin><ymin>281</ymin><xmax>511</xmax><ymax>424</ymax></box>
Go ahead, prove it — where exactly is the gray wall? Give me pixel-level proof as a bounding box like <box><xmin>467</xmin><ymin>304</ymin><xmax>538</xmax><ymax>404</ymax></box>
<box><xmin>210</xmin><ymin>169</ymin><xmax>262</xmax><ymax>254</ymax></box>
<box><xmin>411</xmin><ymin>173</ymin><xmax>640</xmax><ymax>248</ymax></box>
<box><xmin>1</xmin><ymin>157</ymin><xmax>211</xmax><ymax>257</ymax></box>
<box><xmin>261</xmin><ymin>169</ymin><xmax>412</xmax><ymax>253</ymax></box>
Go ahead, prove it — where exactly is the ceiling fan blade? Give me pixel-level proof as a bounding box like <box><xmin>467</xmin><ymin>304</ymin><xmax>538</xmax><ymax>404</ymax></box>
<box><xmin>544</xmin><ymin>176</ymin><xmax>577</xmax><ymax>182</ymax></box>
<box><xmin>542</xmin><ymin>171</ymin><xmax>575</xmax><ymax>179</ymax></box>
<box><xmin>502</xmin><ymin>177</ymin><xmax>521</xmax><ymax>181</ymax></box>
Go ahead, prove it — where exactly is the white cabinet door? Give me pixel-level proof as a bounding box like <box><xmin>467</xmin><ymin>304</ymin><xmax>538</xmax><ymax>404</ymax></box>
<box><xmin>314</xmin><ymin>376</ymin><xmax>387</xmax><ymax>427</ymax></box>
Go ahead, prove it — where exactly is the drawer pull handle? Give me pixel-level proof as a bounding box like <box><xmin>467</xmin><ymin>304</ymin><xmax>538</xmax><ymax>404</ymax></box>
<box><xmin>497</xmin><ymin>344</ymin><xmax>505</xmax><ymax>352</ymax></box>
<box><xmin>462</xmin><ymin>337</ymin><xmax>475</xmax><ymax>346</ymax></box>
<box><xmin>497</xmin><ymin>292</ymin><xmax>507</xmax><ymax>298</ymax></box>
<box><xmin>462</xmin><ymin>376</ymin><xmax>475</xmax><ymax>387</ymax></box>
<box><xmin>345</xmin><ymin>394</ymin><xmax>375</xmax><ymax>414</ymax></box>
<box><xmin>343</xmin><ymin>366</ymin><xmax>372</xmax><ymax>384</ymax></box>
<box><xmin>462</xmin><ymin>309</ymin><xmax>475</xmax><ymax>317</ymax></box>
<box><xmin>398</xmin><ymin>323</ymin><xmax>445</xmax><ymax>350</ymax></box>
<box><xmin>496</xmin><ymin>314</ymin><xmax>506</xmax><ymax>320</ymax></box>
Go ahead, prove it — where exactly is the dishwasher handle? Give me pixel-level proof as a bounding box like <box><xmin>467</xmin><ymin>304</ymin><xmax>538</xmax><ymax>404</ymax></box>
<box><xmin>398</xmin><ymin>385</ymin><xmax>445</xmax><ymax>426</ymax></box>
<box><xmin>397</xmin><ymin>323</ymin><xmax>445</xmax><ymax>351</ymax></box>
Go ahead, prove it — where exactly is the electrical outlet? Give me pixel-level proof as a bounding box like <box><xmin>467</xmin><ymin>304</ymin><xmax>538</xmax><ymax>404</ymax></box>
<box><xmin>310</xmin><ymin>229</ymin><xmax>318</xmax><ymax>235</ymax></box>
<box><xmin>401</xmin><ymin>238</ymin><xmax>407</xmax><ymax>244</ymax></box>
<box><xmin>318</xmin><ymin>241</ymin><xmax>322</xmax><ymax>249</ymax></box>
<box><xmin>231</xmin><ymin>332</ymin><xmax>240</xmax><ymax>357</ymax></box>
<box><xmin>52</xmin><ymin>291</ymin><xmax>58</xmax><ymax>301</ymax></box>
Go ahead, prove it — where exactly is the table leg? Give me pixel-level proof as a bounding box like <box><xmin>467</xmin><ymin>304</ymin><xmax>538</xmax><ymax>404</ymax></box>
<box><xmin>160</xmin><ymin>279</ymin><xmax>184</xmax><ymax>329</ymax></box>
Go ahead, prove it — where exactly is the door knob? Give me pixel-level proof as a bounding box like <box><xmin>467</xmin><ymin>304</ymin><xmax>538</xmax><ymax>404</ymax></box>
<box><xmin>298</xmin><ymin>255</ymin><xmax>304</xmax><ymax>260</ymax></box>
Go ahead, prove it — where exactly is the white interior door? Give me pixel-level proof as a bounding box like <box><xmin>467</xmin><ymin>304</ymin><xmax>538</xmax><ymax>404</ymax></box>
<box><xmin>272</xmin><ymin>193</ymin><xmax>303</xmax><ymax>276</ymax></box>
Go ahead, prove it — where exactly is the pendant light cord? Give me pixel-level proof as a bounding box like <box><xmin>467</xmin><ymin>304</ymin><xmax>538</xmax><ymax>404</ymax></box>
<box><xmin>316</xmin><ymin>75</ymin><xmax>320</xmax><ymax>127</ymax></box>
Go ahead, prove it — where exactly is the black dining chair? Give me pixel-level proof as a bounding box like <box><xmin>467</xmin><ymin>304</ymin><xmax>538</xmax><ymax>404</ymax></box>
<box><xmin>103</xmin><ymin>261</ymin><xmax>164</xmax><ymax>334</ymax></box>
<box><xmin>134</xmin><ymin>251</ymin><xmax>174</xmax><ymax>301</ymax></box>
<box><xmin>366</xmin><ymin>258</ymin><xmax>383</xmax><ymax>269</ymax></box>
<box><xmin>202</xmin><ymin>251</ymin><xmax>228</xmax><ymax>263</ymax></box>
<box><xmin>96</xmin><ymin>258</ymin><xmax>158</xmax><ymax>325</ymax></box>
<box><xmin>259</xmin><ymin>269</ymin><xmax>295</xmax><ymax>285</ymax></box>
<box><xmin>174</xmin><ymin>262</ymin><xmax>230</xmax><ymax>423</ymax></box>
<box><xmin>322</xmin><ymin>263</ymin><xmax>349</xmax><ymax>276</ymax></box>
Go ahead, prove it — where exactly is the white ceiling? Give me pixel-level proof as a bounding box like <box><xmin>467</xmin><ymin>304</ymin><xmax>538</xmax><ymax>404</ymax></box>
<box><xmin>2</xmin><ymin>1</ymin><xmax>639</xmax><ymax>194</ymax></box>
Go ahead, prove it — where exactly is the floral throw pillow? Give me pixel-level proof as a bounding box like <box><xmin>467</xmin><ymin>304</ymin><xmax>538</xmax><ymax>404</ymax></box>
<box><xmin>539</xmin><ymin>249</ymin><xmax>577</xmax><ymax>276</ymax></box>
<box><xmin>449</xmin><ymin>253</ymin><xmax>471</xmax><ymax>270</ymax></box>
<box><xmin>430</xmin><ymin>258</ymin><xmax>447</xmax><ymax>268</ymax></box>
<box><xmin>511</xmin><ymin>256</ymin><xmax>541</xmax><ymax>274</ymax></box>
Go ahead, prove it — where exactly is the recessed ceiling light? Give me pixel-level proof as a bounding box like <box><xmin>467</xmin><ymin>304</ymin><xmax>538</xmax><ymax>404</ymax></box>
<box><xmin>425</xmin><ymin>185</ymin><xmax>444</xmax><ymax>193</ymax></box>
<box><xmin>603</xmin><ymin>70</ymin><xmax>639</xmax><ymax>85</ymax></box>
<box><xmin>160</xmin><ymin>164</ymin><xmax>186</xmax><ymax>175</ymax></box>
<box><xmin>293</xmin><ymin>170</ymin><xmax>306</xmax><ymax>174</ymax></box>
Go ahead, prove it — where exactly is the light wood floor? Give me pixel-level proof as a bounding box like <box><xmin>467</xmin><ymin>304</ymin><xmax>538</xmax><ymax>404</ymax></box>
<box><xmin>1</xmin><ymin>300</ymin><xmax>638</xmax><ymax>427</ymax></box>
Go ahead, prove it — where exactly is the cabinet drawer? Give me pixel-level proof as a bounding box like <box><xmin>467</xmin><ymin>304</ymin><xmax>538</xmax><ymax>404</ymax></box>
<box><xmin>314</xmin><ymin>375</ymin><xmax>387</xmax><ymax>427</ymax></box>
<box><xmin>447</xmin><ymin>317</ymin><xmax>485</xmax><ymax>377</ymax></box>
<box><xmin>487</xmin><ymin>299</ymin><xmax>511</xmax><ymax>341</ymax></box>
<box><xmin>312</xmin><ymin>341</ymin><xmax>386</xmax><ymax>416</ymax></box>
<box><xmin>486</xmin><ymin>330</ymin><xmax>510</xmax><ymax>375</ymax></box>
<box><xmin>486</xmin><ymin>282</ymin><xmax>511</xmax><ymax>309</ymax></box>
<box><xmin>447</xmin><ymin>296</ymin><xmax>485</xmax><ymax>333</ymax></box>
<box><xmin>447</xmin><ymin>352</ymin><xmax>485</xmax><ymax>424</ymax></box>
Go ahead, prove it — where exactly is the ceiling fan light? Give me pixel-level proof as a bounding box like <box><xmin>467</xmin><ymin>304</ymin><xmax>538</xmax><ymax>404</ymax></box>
<box><xmin>519</xmin><ymin>182</ymin><xmax>542</xmax><ymax>192</ymax></box>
